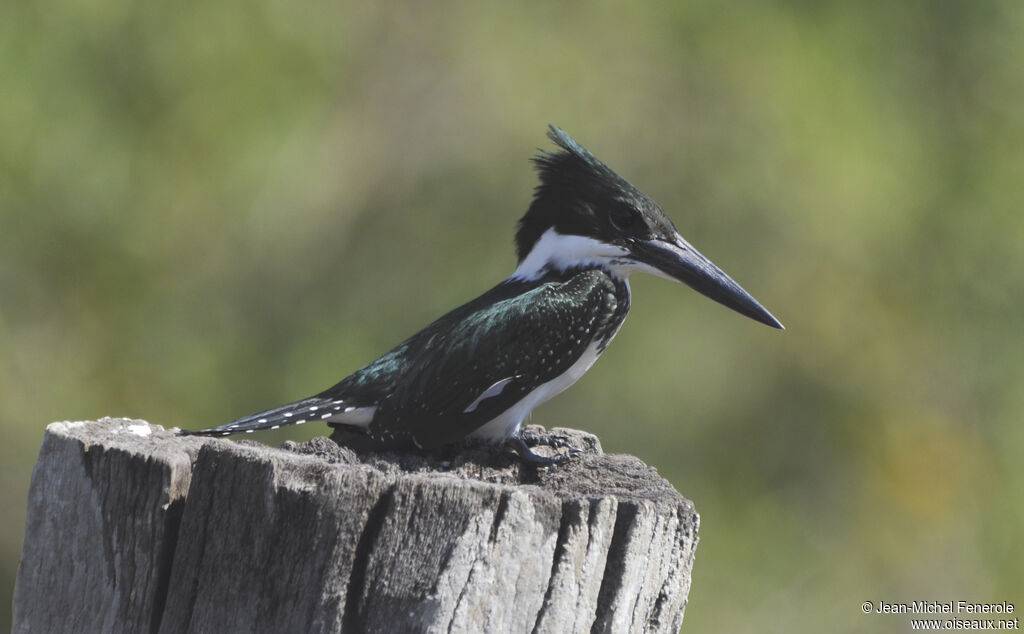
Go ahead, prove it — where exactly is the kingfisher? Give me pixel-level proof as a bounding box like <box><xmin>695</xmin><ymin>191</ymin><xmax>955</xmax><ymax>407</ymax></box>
<box><xmin>184</xmin><ymin>126</ymin><xmax>783</xmax><ymax>464</ymax></box>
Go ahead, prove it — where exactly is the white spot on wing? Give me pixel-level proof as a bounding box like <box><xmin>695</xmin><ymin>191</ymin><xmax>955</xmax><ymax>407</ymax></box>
<box><xmin>464</xmin><ymin>377</ymin><xmax>515</xmax><ymax>413</ymax></box>
<box><xmin>127</xmin><ymin>424</ymin><xmax>151</xmax><ymax>437</ymax></box>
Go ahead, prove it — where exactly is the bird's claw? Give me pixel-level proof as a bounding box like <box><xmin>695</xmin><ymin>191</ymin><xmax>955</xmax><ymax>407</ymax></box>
<box><xmin>510</xmin><ymin>432</ymin><xmax>582</xmax><ymax>466</ymax></box>
<box><xmin>520</xmin><ymin>430</ymin><xmax>575</xmax><ymax>448</ymax></box>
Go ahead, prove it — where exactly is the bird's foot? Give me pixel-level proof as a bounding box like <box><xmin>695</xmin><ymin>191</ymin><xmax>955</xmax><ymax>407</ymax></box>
<box><xmin>519</xmin><ymin>429</ymin><xmax>582</xmax><ymax>451</ymax></box>
<box><xmin>510</xmin><ymin>432</ymin><xmax>582</xmax><ymax>466</ymax></box>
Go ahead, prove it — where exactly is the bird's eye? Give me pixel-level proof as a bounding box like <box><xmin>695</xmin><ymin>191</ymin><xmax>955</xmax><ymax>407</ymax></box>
<box><xmin>609</xmin><ymin>205</ymin><xmax>642</xmax><ymax>232</ymax></box>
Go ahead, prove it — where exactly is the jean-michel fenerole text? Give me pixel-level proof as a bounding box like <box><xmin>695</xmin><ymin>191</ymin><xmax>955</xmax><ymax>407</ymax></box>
<box><xmin>875</xmin><ymin>600</ymin><xmax>1015</xmax><ymax>615</ymax></box>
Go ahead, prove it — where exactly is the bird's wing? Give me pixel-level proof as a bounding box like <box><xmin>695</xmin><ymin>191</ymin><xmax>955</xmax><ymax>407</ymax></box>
<box><xmin>369</xmin><ymin>269</ymin><xmax>622</xmax><ymax>448</ymax></box>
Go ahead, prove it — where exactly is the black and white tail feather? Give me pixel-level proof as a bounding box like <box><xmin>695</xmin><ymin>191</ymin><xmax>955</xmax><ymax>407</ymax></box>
<box><xmin>183</xmin><ymin>397</ymin><xmax>376</xmax><ymax>437</ymax></box>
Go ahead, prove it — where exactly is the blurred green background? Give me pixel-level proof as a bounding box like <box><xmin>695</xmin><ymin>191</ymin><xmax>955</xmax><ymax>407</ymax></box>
<box><xmin>3</xmin><ymin>0</ymin><xmax>1022</xmax><ymax>631</ymax></box>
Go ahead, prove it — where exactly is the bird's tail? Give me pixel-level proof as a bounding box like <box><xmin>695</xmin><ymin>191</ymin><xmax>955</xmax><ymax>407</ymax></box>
<box><xmin>181</xmin><ymin>397</ymin><xmax>336</xmax><ymax>437</ymax></box>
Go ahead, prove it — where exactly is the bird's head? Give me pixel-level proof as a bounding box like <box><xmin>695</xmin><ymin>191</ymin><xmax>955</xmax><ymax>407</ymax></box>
<box><xmin>513</xmin><ymin>125</ymin><xmax>783</xmax><ymax>329</ymax></box>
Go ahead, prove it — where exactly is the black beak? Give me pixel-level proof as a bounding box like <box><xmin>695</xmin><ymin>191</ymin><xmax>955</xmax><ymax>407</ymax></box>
<box><xmin>630</xmin><ymin>236</ymin><xmax>784</xmax><ymax>329</ymax></box>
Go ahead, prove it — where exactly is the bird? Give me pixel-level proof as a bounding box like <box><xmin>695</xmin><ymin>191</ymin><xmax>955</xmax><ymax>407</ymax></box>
<box><xmin>183</xmin><ymin>126</ymin><xmax>783</xmax><ymax>464</ymax></box>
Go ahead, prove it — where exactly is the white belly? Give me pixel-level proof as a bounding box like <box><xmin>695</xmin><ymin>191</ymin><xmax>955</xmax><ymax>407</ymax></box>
<box><xmin>467</xmin><ymin>341</ymin><xmax>604</xmax><ymax>441</ymax></box>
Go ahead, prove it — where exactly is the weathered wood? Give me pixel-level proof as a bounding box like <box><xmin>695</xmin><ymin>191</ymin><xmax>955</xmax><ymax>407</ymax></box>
<box><xmin>14</xmin><ymin>418</ymin><xmax>699</xmax><ymax>633</ymax></box>
<box><xmin>12</xmin><ymin>418</ymin><xmax>200</xmax><ymax>633</ymax></box>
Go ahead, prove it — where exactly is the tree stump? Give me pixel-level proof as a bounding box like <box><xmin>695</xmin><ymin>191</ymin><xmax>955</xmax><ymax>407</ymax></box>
<box><xmin>13</xmin><ymin>418</ymin><xmax>699</xmax><ymax>633</ymax></box>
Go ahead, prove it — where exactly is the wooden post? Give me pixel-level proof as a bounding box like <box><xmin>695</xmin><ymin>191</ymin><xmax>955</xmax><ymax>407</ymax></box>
<box><xmin>13</xmin><ymin>418</ymin><xmax>698</xmax><ymax>633</ymax></box>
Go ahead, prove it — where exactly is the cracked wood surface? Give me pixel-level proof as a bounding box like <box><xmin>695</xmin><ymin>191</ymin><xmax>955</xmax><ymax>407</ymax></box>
<box><xmin>14</xmin><ymin>418</ymin><xmax>698</xmax><ymax>634</ymax></box>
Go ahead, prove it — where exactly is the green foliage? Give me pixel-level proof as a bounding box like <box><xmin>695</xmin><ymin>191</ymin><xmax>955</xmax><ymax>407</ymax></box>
<box><xmin>2</xmin><ymin>1</ymin><xmax>1021</xmax><ymax>629</ymax></box>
